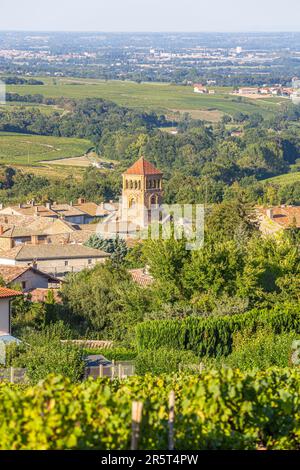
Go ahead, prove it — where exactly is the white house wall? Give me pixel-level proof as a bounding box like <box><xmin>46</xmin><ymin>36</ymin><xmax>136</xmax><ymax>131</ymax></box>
<box><xmin>0</xmin><ymin>298</ymin><xmax>10</xmax><ymax>335</ymax></box>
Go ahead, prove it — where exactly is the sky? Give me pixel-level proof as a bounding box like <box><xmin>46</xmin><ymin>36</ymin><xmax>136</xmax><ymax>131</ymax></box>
<box><xmin>0</xmin><ymin>0</ymin><xmax>299</xmax><ymax>32</ymax></box>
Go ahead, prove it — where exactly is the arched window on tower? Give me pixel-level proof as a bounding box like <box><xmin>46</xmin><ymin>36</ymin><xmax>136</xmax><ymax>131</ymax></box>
<box><xmin>130</xmin><ymin>180</ymin><xmax>133</xmax><ymax>189</ymax></box>
<box><xmin>129</xmin><ymin>197</ymin><xmax>136</xmax><ymax>209</ymax></box>
<box><xmin>150</xmin><ymin>194</ymin><xmax>158</xmax><ymax>208</ymax></box>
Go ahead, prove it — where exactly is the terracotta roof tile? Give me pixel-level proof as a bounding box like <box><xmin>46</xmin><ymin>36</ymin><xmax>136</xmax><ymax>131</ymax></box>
<box><xmin>0</xmin><ymin>266</ymin><xmax>30</xmax><ymax>283</ymax></box>
<box><xmin>0</xmin><ymin>265</ymin><xmax>61</xmax><ymax>284</ymax></box>
<box><xmin>0</xmin><ymin>244</ymin><xmax>110</xmax><ymax>261</ymax></box>
<box><xmin>260</xmin><ymin>206</ymin><xmax>300</xmax><ymax>228</ymax></box>
<box><xmin>0</xmin><ymin>205</ymin><xmax>58</xmax><ymax>218</ymax></box>
<box><xmin>29</xmin><ymin>288</ymin><xmax>61</xmax><ymax>303</ymax></box>
<box><xmin>123</xmin><ymin>157</ymin><xmax>162</xmax><ymax>176</ymax></box>
<box><xmin>73</xmin><ymin>202</ymin><xmax>104</xmax><ymax>217</ymax></box>
<box><xmin>0</xmin><ymin>287</ymin><xmax>23</xmax><ymax>299</ymax></box>
<box><xmin>129</xmin><ymin>268</ymin><xmax>154</xmax><ymax>287</ymax></box>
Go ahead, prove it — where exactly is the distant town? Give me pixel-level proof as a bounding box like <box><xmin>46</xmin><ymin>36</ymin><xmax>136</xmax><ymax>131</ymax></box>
<box><xmin>0</xmin><ymin>31</ymin><xmax>300</xmax><ymax>85</ymax></box>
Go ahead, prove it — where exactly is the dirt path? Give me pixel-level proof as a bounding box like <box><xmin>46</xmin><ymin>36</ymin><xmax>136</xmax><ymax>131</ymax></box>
<box><xmin>40</xmin><ymin>155</ymin><xmax>92</xmax><ymax>167</ymax></box>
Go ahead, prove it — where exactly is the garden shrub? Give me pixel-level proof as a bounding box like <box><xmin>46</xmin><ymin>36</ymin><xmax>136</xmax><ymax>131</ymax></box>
<box><xmin>135</xmin><ymin>348</ymin><xmax>198</xmax><ymax>375</ymax></box>
<box><xmin>11</xmin><ymin>323</ymin><xmax>85</xmax><ymax>384</ymax></box>
<box><xmin>136</xmin><ymin>304</ymin><xmax>300</xmax><ymax>358</ymax></box>
<box><xmin>216</xmin><ymin>329</ymin><xmax>298</xmax><ymax>370</ymax></box>
<box><xmin>83</xmin><ymin>347</ymin><xmax>137</xmax><ymax>362</ymax></box>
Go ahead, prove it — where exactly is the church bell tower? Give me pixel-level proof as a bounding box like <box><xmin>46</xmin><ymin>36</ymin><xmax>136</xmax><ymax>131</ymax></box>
<box><xmin>122</xmin><ymin>156</ymin><xmax>163</xmax><ymax>227</ymax></box>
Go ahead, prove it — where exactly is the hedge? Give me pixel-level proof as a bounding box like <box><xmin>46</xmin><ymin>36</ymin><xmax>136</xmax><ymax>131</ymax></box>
<box><xmin>0</xmin><ymin>369</ymin><xmax>299</xmax><ymax>449</ymax></box>
<box><xmin>136</xmin><ymin>304</ymin><xmax>300</xmax><ymax>357</ymax></box>
<box><xmin>135</xmin><ymin>348</ymin><xmax>198</xmax><ymax>375</ymax></box>
<box><xmin>82</xmin><ymin>347</ymin><xmax>137</xmax><ymax>362</ymax></box>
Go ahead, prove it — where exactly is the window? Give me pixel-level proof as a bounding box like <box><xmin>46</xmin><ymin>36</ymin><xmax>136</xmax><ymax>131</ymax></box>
<box><xmin>64</xmin><ymin>260</ymin><xmax>69</xmax><ymax>266</ymax></box>
<box><xmin>129</xmin><ymin>198</ymin><xmax>136</xmax><ymax>209</ymax></box>
<box><xmin>21</xmin><ymin>281</ymin><xmax>26</xmax><ymax>290</ymax></box>
<box><xmin>88</xmin><ymin>259</ymin><xmax>92</xmax><ymax>265</ymax></box>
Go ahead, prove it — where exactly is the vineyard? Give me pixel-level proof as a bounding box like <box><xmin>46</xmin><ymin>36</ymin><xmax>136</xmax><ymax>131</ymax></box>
<box><xmin>0</xmin><ymin>368</ymin><xmax>299</xmax><ymax>450</ymax></box>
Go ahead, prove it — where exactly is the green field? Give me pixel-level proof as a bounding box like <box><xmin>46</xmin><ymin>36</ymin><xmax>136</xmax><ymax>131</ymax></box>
<box><xmin>6</xmin><ymin>78</ymin><xmax>287</xmax><ymax>120</ymax></box>
<box><xmin>0</xmin><ymin>132</ymin><xmax>91</xmax><ymax>166</ymax></box>
<box><xmin>0</xmin><ymin>102</ymin><xmax>63</xmax><ymax>115</ymax></box>
<box><xmin>262</xmin><ymin>171</ymin><xmax>300</xmax><ymax>186</ymax></box>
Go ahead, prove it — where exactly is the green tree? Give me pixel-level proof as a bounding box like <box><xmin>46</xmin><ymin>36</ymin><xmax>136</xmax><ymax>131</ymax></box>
<box><xmin>85</xmin><ymin>234</ymin><xmax>128</xmax><ymax>266</ymax></box>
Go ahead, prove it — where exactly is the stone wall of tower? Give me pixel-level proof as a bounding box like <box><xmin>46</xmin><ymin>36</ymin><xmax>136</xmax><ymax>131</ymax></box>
<box><xmin>121</xmin><ymin>173</ymin><xmax>163</xmax><ymax>227</ymax></box>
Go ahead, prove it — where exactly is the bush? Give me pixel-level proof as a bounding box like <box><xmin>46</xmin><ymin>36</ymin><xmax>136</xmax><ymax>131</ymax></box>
<box><xmin>136</xmin><ymin>304</ymin><xmax>300</xmax><ymax>358</ymax></box>
<box><xmin>216</xmin><ymin>329</ymin><xmax>297</xmax><ymax>370</ymax></box>
<box><xmin>135</xmin><ymin>348</ymin><xmax>198</xmax><ymax>375</ymax></box>
<box><xmin>12</xmin><ymin>323</ymin><xmax>85</xmax><ymax>384</ymax></box>
<box><xmin>83</xmin><ymin>347</ymin><xmax>137</xmax><ymax>362</ymax></box>
<box><xmin>4</xmin><ymin>341</ymin><xmax>27</xmax><ymax>367</ymax></box>
<box><xmin>0</xmin><ymin>369</ymin><xmax>299</xmax><ymax>449</ymax></box>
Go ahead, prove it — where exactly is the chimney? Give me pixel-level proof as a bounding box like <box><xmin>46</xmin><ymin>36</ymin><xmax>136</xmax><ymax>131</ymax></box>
<box><xmin>31</xmin><ymin>199</ymin><xmax>35</xmax><ymax>207</ymax></box>
<box><xmin>46</xmin><ymin>202</ymin><xmax>51</xmax><ymax>210</ymax></box>
<box><xmin>266</xmin><ymin>208</ymin><xmax>273</xmax><ymax>220</ymax></box>
<box><xmin>70</xmin><ymin>201</ymin><xmax>73</xmax><ymax>206</ymax></box>
<box><xmin>0</xmin><ymin>225</ymin><xmax>4</xmax><ymax>235</ymax></box>
<box><xmin>35</xmin><ymin>206</ymin><xmax>39</xmax><ymax>215</ymax></box>
<box><xmin>0</xmin><ymin>203</ymin><xmax>3</xmax><ymax>210</ymax></box>
<box><xmin>31</xmin><ymin>235</ymin><xmax>39</xmax><ymax>245</ymax></box>
<box><xmin>78</xmin><ymin>198</ymin><xmax>85</xmax><ymax>205</ymax></box>
<box><xmin>143</xmin><ymin>265</ymin><xmax>150</xmax><ymax>275</ymax></box>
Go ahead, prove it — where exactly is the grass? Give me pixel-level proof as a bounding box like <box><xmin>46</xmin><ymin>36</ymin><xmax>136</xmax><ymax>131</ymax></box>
<box><xmin>18</xmin><ymin>164</ymin><xmax>86</xmax><ymax>181</ymax></box>
<box><xmin>262</xmin><ymin>172</ymin><xmax>300</xmax><ymax>186</ymax></box>
<box><xmin>6</xmin><ymin>77</ymin><xmax>287</xmax><ymax>120</ymax></box>
<box><xmin>0</xmin><ymin>102</ymin><xmax>62</xmax><ymax>115</ymax></box>
<box><xmin>0</xmin><ymin>132</ymin><xmax>91</xmax><ymax>166</ymax></box>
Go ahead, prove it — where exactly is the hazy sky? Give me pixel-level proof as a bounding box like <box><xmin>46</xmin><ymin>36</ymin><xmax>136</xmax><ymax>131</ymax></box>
<box><xmin>0</xmin><ymin>0</ymin><xmax>299</xmax><ymax>32</ymax></box>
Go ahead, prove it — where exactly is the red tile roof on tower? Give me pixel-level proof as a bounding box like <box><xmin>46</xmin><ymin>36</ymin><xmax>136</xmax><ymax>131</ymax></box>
<box><xmin>123</xmin><ymin>157</ymin><xmax>163</xmax><ymax>176</ymax></box>
<box><xmin>0</xmin><ymin>287</ymin><xmax>23</xmax><ymax>299</ymax></box>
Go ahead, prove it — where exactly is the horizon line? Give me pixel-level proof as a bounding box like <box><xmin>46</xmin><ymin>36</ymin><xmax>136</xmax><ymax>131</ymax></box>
<box><xmin>0</xmin><ymin>29</ymin><xmax>300</xmax><ymax>34</ymax></box>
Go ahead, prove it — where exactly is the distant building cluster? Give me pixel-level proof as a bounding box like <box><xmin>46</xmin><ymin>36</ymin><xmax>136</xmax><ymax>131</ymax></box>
<box><xmin>193</xmin><ymin>84</ymin><xmax>215</xmax><ymax>94</ymax></box>
<box><xmin>235</xmin><ymin>86</ymin><xmax>294</xmax><ymax>97</ymax></box>
<box><xmin>193</xmin><ymin>78</ymin><xmax>300</xmax><ymax>101</ymax></box>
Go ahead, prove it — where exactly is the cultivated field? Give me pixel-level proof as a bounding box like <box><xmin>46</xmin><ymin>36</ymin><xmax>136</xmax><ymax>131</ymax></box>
<box><xmin>6</xmin><ymin>78</ymin><xmax>287</xmax><ymax>120</ymax></box>
<box><xmin>40</xmin><ymin>155</ymin><xmax>93</xmax><ymax>167</ymax></box>
<box><xmin>263</xmin><ymin>171</ymin><xmax>300</xmax><ymax>186</ymax></box>
<box><xmin>0</xmin><ymin>102</ymin><xmax>63</xmax><ymax>115</ymax></box>
<box><xmin>0</xmin><ymin>132</ymin><xmax>91</xmax><ymax>165</ymax></box>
